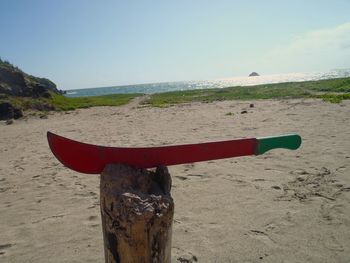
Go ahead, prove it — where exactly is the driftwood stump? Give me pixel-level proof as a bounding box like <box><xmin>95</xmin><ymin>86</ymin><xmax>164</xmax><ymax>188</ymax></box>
<box><xmin>100</xmin><ymin>164</ymin><xmax>174</xmax><ymax>263</ymax></box>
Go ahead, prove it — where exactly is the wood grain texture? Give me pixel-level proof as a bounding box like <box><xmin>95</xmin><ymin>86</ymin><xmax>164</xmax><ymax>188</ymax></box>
<box><xmin>100</xmin><ymin>164</ymin><xmax>173</xmax><ymax>263</ymax></box>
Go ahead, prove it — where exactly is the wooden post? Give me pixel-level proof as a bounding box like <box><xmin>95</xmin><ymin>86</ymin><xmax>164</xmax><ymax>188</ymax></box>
<box><xmin>100</xmin><ymin>164</ymin><xmax>174</xmax><ymax>263</ymax></box>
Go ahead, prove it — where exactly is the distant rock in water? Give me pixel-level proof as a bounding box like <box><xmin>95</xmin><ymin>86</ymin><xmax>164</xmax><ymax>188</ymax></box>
<box><xmin>0</xmin><ymin>58</ymin><xmax>61</xmax><ymax>97</ymax></box>
<box><xmin>249</xmin><ymin>72</ymin><xmax>259</xmax><ymax>77</ymax></box>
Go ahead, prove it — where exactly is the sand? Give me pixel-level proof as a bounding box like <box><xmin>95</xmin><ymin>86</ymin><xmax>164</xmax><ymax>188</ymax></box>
<box><xmin>0</xmin><ymin>98</ymin><xmax>349</xmax><ymax>262</ymax></box>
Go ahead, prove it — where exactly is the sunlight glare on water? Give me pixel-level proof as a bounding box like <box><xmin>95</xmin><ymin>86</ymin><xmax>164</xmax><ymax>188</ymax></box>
<box><xmin>65</xmin><ymin>69</ymin><xmax>350</xmax><ymax>97</ymax></box>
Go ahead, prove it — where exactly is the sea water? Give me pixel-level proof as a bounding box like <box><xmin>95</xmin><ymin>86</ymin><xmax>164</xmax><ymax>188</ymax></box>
<box><xmin>65</xmin><ymin>69</ymin><xmax>350</xmax><ymax>97</ymax></box>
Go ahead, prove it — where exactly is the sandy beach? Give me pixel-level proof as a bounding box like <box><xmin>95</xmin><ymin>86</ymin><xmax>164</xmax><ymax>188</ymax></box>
<box><xmin>0</xmin><ymin>98</ymin><xmax>349</xmax><ymax>263</ymax></box>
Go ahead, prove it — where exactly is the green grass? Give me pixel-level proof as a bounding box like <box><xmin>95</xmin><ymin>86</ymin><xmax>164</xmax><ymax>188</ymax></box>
<box><xmin>48</xmin><ymin>93</ymin><xmax>142</xmax><ymax>111</ymax></box>
<box><xmin>3</xmin><ymin>77</ymin><xmax>350</xmax><ymax>112</ymax></box>
<box><xmin>143</xmin><ymin>77</ymin><xmax>350</xmax><ymax>107</ymax></box>
<box><xmin>314</xmin><ymin>93</ymin><xmax>350</xmax><ymax>103</ymax></box>
<box><xmin>299</xmin><ymin>78</ymin><xmax>350</xmax><ymax>92</ymax></box>
<box><xmin>3</xmin><ymin>92</ymin><xmax>142</xmax><ymax>112</ymax></box>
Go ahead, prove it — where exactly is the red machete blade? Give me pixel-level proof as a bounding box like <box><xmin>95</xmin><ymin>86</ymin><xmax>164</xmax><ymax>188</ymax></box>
<box><xmin>47</xmin><ymin>132</ymin><xmax>257</xmax><ymax>174</ymax></box>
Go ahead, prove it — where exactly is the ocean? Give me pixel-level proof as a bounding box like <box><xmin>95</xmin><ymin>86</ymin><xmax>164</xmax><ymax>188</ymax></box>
<box><xmin>65</xmin><ymin>69</ymin><xmax>350</xmax><ymax>97</ymax></box>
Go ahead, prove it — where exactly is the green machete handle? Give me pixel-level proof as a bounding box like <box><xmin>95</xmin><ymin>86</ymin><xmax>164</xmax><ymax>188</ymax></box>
<box><xmin>255</xmin><ymin>134</ymin><xmax>302</xmax><ymax>155</ymax></box>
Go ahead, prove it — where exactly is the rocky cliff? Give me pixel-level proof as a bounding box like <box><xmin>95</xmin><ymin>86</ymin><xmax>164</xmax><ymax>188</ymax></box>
<box><xmin>0</xmin><ymin>58</ymin><xmax>60</xmax><ymax>98</ymax></box>
<box><xmin>0</xmin><ymin>58</ymin><xmax>62</xmax><ymax>121</ymax></box>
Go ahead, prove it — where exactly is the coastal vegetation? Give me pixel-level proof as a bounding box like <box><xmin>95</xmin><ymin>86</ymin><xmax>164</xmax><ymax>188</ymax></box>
<box><xmin>3</xmin><ymin>92</ymin><xmax>141</xmax><ymax>111</ymax></box>
<box><xmin>0</xmin><ymin>58</ymin><xmax>59</xmax><ymax>97</ymax></box>
<box><xmin>1</xmin><ymin>58</ymin><xmax>349</xmax><ymax>119</ymax></box>
<box><xmin>143</xmin><ymin>77</ymin><xmax>350</xmax><ymax>107</ymax></box>
<box><xmin>0</xmin><ymin>58</ymin><xmax>141</xmax><ymax>118</ymax></box>
<box><xmin>48</xmin><ymin>93</ymin><xmax>142</xmax><ymax>111</ymax></box>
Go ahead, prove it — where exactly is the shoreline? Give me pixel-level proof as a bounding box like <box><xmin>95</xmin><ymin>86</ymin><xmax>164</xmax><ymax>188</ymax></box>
<box><xmin>64</xmin><ymin>69</ymin><xmax>350</xmax><ymax>98</ymax></box>
<box><xmin>1</xmin><ymin>77</ymin><xmax>350</xmax><ymax>118</ymax></box>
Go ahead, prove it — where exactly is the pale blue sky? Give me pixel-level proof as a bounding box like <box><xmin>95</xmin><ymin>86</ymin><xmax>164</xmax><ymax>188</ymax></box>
<box><xmin>1</xmin><ymin>0</ymin><xmax>350</xmax><ymax>90</ymax></box>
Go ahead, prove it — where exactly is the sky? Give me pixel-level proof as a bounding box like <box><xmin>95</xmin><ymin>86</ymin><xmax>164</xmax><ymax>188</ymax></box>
<box><xmin>1</xmin><ymin>0</ymin><xmax>350</xmax><ymax>90</ymax></box>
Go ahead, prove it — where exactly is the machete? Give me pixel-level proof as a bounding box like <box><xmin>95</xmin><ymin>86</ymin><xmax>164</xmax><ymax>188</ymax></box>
<box><xmin>47</xmin><ymin>132</ymin><xmax>301</xmax><ymax>174</ymax></box>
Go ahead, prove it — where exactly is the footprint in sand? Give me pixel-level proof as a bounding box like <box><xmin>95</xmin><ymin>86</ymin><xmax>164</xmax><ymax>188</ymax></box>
<box><xmin>87</xmin><ymin>215</ymin><xmax>100</xmax><ymax>227</ymax></box>
<box><xmin>74</xmin><ymin>182</ymin><xmax>87</xmax><ymax>189</ymax></box>
<box><xmin>277</xmin><ymin>167</ymin><xmax>348</xmax><ymax>202</ymax></box>
<box><xmin>320</xmin><ymin>203</ymin><xmax>346</xmax><ymax>224</ymax></box>
<box><xmin>32</xmin><ymin>214</ymin><xmax>65</xmax><ymax>224</ymax></box>
<box><xmin>14</xmin><ymin>166</ymin><xmax>24</xmax><ymax>172</ymax></box>
<box><xmin>263</xmin><ymin>211</ymin><xmax>296</xmax><ymax>235</ymax></box>
<box><xmin>88</xmin><ymin>215</ymin><xmax>98</xmax><ymax>221</ymax></box>
<box><xmin>224</xmin><ymin>177</ymin><xmax>250</xmax><ymax>186</ymax></box>
<box><xmin>39</xmin><ymin>155</ymin><xmax>50</xmax><ymax>161</ymax></box>
<box><xmin>175</xmin><ymin>176</ymin><xmax>188</xmax><ymax>181</ymax></box>
<box><xmin>0</xmin><ymin>243</ymin><xmax>14</xmax><ymax>255</ymax></box>
<box><xmin>0</xmin><ymin>179</ymin><xmax>12</xmax><ymax>193</ymax></box>
<box><xmin>176</xmin><ymin>255</ymin><xmax>198</xmax><ymax>263</ymax></box>
<box><xmin>176</xmin><ymin>174</ymin><xmax>205</xmax><ymax>181</ymax></box>
<box><xmin>247</xmin><ymin>230</ymin><xmax>277</xmax><ymax>247</ymax></box>
<box><xmin>183</xmin><ymin>163</ymin><xmax>195</xmax><ymax>172</ymax></box>
<box><xmin>323</xmin><ymin>235</ymin><xmax>344</xmax><ymax>252</ymax></box>
<box><xmin>172</xmin><ymin>246</ymin><xmax>198</xmax><ymax>263</ymax></box>
<box><xmin>74</xmin><ymin>191</ymin><xmax>97</xmax><ymax>198</ymax></box>
<box><xmin>335</xmin><ymin>166</ymin><xmax>346</xmax><ymax>173</ymax></box>
<box><xmin>87</xmin><ymin>201</ymin><xmax>100</xmax><ymax>209</ymax></box>
<box><xmin>187</xmin><ymin>174</ymin><xmax>204</xmax><ymax>178</ymax></box>
<box><xmin>271</xmin><ymin>185</ymin><xmax>281</xmax><ymax>190</ymax></box>
<box><xmin>253</xmin><ymin>178</ymin><xmax>266</xmax><ymax>182</ymax></box>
